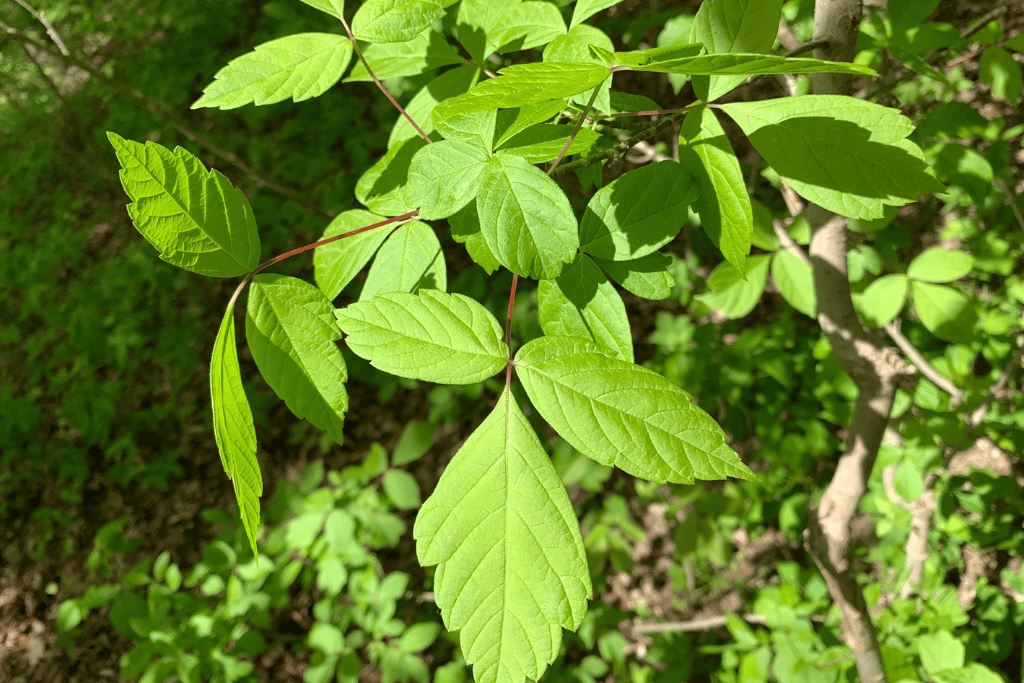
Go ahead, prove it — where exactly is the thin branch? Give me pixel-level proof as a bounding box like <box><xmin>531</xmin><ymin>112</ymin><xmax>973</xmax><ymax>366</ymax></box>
<box><xmin>632</xmin><ymin>613</ymin><xmax>767</xmax><ymax>634</ymax></box>
<box><xmin>11</xmin><ymin>0</ymin><xmax>68</xmax><ymax>55</ymax></box>
<box><xmin>338</xmin><ymin>16</ymin><xmax>432</xmax><ymax>144</ymax></box>
<box><xmin>504</xmin><ymin>274</ymin><xmax>519</xmax><ymax>389</ymax></box>
<box><xmin>784</xmin><ymin>39</ymin><xmax>831</xmax><ymax>59</ymax></box>
<box><xmin>548</xmin><ymin>85</ymin><xmax>601</xmax><ymax>174</ymax></box>
<box><xmin>883</xmin><ymin>319</ymin><xmax>963</xmax><ymax>402</ymax></box>
<box><xmin>0</xmin><ymin>20</ymin><xmax>334</xmax><ymax>219</ymax></box>
<box><xmin>551</xmin><ymin>110</ymin><xmax>689</xmax><ymax>176</ymax></box>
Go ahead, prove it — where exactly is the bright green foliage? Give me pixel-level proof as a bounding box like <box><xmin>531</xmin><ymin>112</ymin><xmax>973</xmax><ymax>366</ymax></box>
<box><xmin>107</xmin><ymin>133</ymin><xmax>260</xmax><ymax>278</ymax></box>
<box><xmin>313</xmin><ymin>209</ymin><xmax>401</xmax><ymax>300</ymax></box>
<box><xmin>691</xmin><ymin>0</ymin><xmax>783</xmax><ymax>100</ymax></box>
<box><xmin>336</xmin><ymin>289</ymin><xmax>508</xmax><ymax>384</ymax></box>
<box><xmin>857</xmin><ymin>273</ymin><xmax>909</xmax><ymax>327</ymax></box>
<box><xmin>515</xmin><ymin>337</ymin><xmax>754</xmax><ymax>483</ymax></box>
<box><xmin>697</xmin><ymin>254</ymin><xmax>772</xmax><ymax>319</ymax></box>
<box><xmin>389</xmin><ymin>65</ymin><xmax>480</xmax><ymax>145</ymax></box>
<box><xmin>579</xmin><ymin>161</ymin><xmax>697</xmax><ymax>261</ymax></box>
<box><xmin>907</xmin><ymin>247</ymin><xmax>975</xmax><ymax>283</ymax></box>
<box><xmin>538</xmin><ymin>254</ymin><xmax>633</xmax><ymax>361</ymax></box>
<box><xmin>545</xmin><ymin>26</ymin><xmax>614</xmax><ymax>113</ymax></box>
<box><xmin>487</xmin><ymin>1</ymin><xmax>567</xmax><ymax>54</ymax></box>
<box><xmin>415</xmin><ymin>389</ymin><xmax>591</xmax><ymax>683</ymax></box>
<box><xmin>722</xmin><ymin>96</ymin><xmax>945</xmax><ymax>219</ymax></box>
<box><xmin>476</xmin><ymin>153</ymin><xmax>578</xmax><ymax>279</ymax></box>
<box><xmin>911</xmin><ymin>281</ymin><xmax>976</xmax><ymax>343</ymax></box>
<box><xmin>346</xmin><ymin>28</ymin><xmax>465</xmax><ymax>82</ymax></box>
<box><xmin>359</xmin><ymin>220</ymin><xmax>447</xmax><ymax>299</ymax></box>
<box><xmin>210</xmin><ymin>305</ymin><xmax>262</xmax><ymax>560</ymax></box>
<box><xmin>357</xmin><ymin>137</ymin><xmax>428</xmax><ymax>217</ymax></box>
<box><xmin>593</xmin><ymin>253</ymin><xmax>674</xmax><ymax>300</ymax></box>
<box><xmin>191</xmin><ymin>34</ymin><xmax>354</xmax><ymax>109</ymax></box>
<box><xmin>679</xmin><ymin>105</ymin><xmax>752</xmax><ymax>270</ymax></box>
<box><xmin>979</xmin><ymin>46</ymin><xmax>1023</xmax><ymax>103</ymax></box>
<box><xmin>245</xmin><ymin>274</ymin><xmax>349</xmax><ymax>445</ymax></box>
<box><xmin>624</xmin><ymin>53</ymin><xmax>877</xmax><ymax>77</ymax></box>
<box><xmin>770</xmin><ymin>250</ymin><xmax>816</xmax><ymax>318</ymax></box>
<box><xmin>570</xmin><ymin>0</ymin><xmax>621</xmax><ymax>29</ymax></box>
<box><xmin>495</xmin><ymin>124</ymin><xmax>602</xmax><ymax>163</ymax></box>
<box><xmin>298</xmin><ymin>0</ymin><xmax>345</xmax><ymax>18</ymax></box>
<box><xmin>407</xmin><ymin>141</ymin><xmax>491</xmax><ymax>219</ymax></box>
<box><xmin>352</xmin><ymin>0</ymin><xmax>445</xmax><ymax>43</ymax></box>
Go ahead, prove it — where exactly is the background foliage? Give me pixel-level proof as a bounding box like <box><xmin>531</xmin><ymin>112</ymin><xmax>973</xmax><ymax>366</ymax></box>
<box><xmin>1</xmin><ymin>0</ymin><xmax>1023</xmax><ymax>682</ymax></box>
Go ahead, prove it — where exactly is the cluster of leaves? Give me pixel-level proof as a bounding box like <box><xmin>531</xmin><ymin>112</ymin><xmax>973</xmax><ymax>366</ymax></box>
<box><xmin>57</xmin><ymin>450</ymin><xmax>455</xmax><ymax>683</ymax></box>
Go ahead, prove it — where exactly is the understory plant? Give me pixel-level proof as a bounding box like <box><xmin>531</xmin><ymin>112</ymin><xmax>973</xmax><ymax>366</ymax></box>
<box><xmin>103</xmin><ymin>0</ymin><xmax>973</xmax><ymax>681</ymax></box>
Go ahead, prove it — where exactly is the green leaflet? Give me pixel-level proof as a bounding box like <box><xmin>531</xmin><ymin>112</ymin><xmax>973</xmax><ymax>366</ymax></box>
<box><xmin>542</xmin><ymin>24</ymin><xmax>614</xmax><ymax>114</ymax></box>
<box><xmin>538</xmin><ymin>254</ymin><xmax>633</xmax><ymax>361</ymax></box>
<box><xmin>434</xmin><ymin>62</ymin><xmax>611</xmax><ymax>123</ymax></box>
<box><xmin>245</xmin><ymin>274</ymin><xmax>348</xmax><ymax>445</ymax></box>
<box><xmin>492</xmin><ymin>101</ymin><xmax>566</xmax><ymax>148</ymax></box>
<box><xmin>454</xmin><ymin>0</ymin><xmax>520</xmax><ymax>62</ymax></box>
<box><xmin>911</xmin><ymin>282</ymin><xmax>977</xmax><ymax>343</ymax></box>
<box><xmin>313</xmin><ymin>210</ymin><xmax>400</xmax><ymax>300</ymax></box>
<box><xmin>356</xmin><ymin>137</ymin><xmax>428</xmax><ymax>216</ymax></box>
<box><xmin>609</xmin><ymin>43</ymin><xmax>704</xmax><ymax>68</ymax></box>
<box><xmin>414</xmin><ymin>389</ymin><xmax>590</xmax><ymax>683</ymax></box>
<box><xmin>407</xmin><ymin>140</ymin><xmax>490</xmax><ymax>220</ymax></box>
<box><xmin>624</xmin><ymin>53</ymin><xmax>877</xmax><ymax>77</ymax></box>
<box><xmin>449</xmin><ymin>204</ymin><xmax>501</xmax><ymax>274</ymax></box>
<box><xmin>389</xmin><ymin>65</ymin><xmax>480</xmax><ymax>146</ymax></box>
<box><xmin>697</xmin><ymin>254</ymin><xmax>771</xmax><ymax>319</ymax></box>
<box><xmin>593</xmin><ymin>253</ymin><xmax>674</xmax><ymax>300</ymax></box>
<box><xmin>690</xmin><ymin>0</ymin><xmax>782</xmax><ymax>101</ymax></box>
<box><xmin>345</xmin><ymin>28</ymin><xmax>464</xmax><ymax>82</ymax></box>
<box><xmin>495</xmin><ymin>124</ymin><xmax>602</xmax><ymax>163</ymax></box>
<box><xmin>107</xmin><ymin>133</ymin><xmax>260</xmax><ymax>278</ymax></box>
<box><xmin>489</xmin><ymin>1</ymin><xmax>567</xmax><ymax>54</ymax></box>
<box><xmin>360</xmin><ymin>221</ymin><xmax>446</xmax><ymax>300</ymax></box>
<box><xmin>515</xmin><ymin>336</ymin><xmax>753</xmax><ymax>484</ymax></box>
<box><xmin>336</xmin><ymin>289</ymin><xmax>508</xmax><ymax>384</ymax></box>
<box><xmin>907</xmin><ymin>247</ymin><xmax>974</xmax><ymax>283</ymax></box>
<box><xmin>770</xmin><ymin>250</ymin><xmax>816</xmax><ymax>318</ymax></box>
<box><xmin>191</xmin><ymin>33</ymin><xmax>353</xmax><ymax>109</ymax></box>
<box><xmin>579</xmin><ymin>161</ymin><xmax>697</xmax><ymax>261</ymax></box>
<box><xmin>298</xmin><ymin>0</ymin><xmax>344</xmax><ymax>18</ymax></box>
<box><xmin>434</xmin><ymin>110</ymin><xmax>497</xmax><ymax>151</ymax></box>
<box><xmin>856</xmin><ymin>274</ymin><xmax>909</xmax><ymax>328</ymax></box>
<box><xmin>210</xmin><ymin>304</ymin><xmax>262</xmax><ymax>560</ymax></box>
<box><xmin>570</xmin><ymin>0</ymin><xmax>621</xmax><ymax>29</ymax></box>
<box><xmin>352</xmin><ymin>0</ymin><xmax>445</xmax><ymax>43</ymax></box>
<box><xmin>476</xmin><ymin>154</ymin><xmax>578</xmax><ymax>280</ymax></box>
<box><xmin>678</xmin><ymin>106</ymin><xmax>752</xmax><ymax>271</ymax></box>
<box><xmin>721</xmin><ymin>96</ymin><xmax>945</xmax><ymax>219</ymax></box>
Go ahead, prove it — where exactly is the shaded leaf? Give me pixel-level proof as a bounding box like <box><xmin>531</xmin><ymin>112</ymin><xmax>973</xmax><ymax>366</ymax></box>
<box><xmin>515</xmin><ymin>336</ymin><xmax>753</xmax><ymax>483</ymax></box>
<box><xmin>495</xmin><ymin>124</ymin><xmax>602</xmax><ymax>163</ymax></box>
<box><xmin>360</xmin><ymin>221</ymin><xmax>446</xmax><ymax>300</ymax></box>
<box><xmin>911</xmin><ymin>282</ymin><xmax>977</xmax><ymax>343</ymax></box>
<box><xmin>108</xmin><ymin>133</ymin><xmax>260</xmax><ymax>277</ymax></box>
<box><xmin>313</xmin><ymin>209</ymin><xmax>400</xmax><ymax>300</ymax></box>
<box><xmin>697</xmin><ymin>255</ymin><xmax>771</xmax><ymax>319</ymax></box>
<box><xmin>691</xmin><ymin>0</ymin><xmax>782</xmax><ymax>100</ymax></box>
<box><xmin>356</xmin><ymin>137</ymin><xmax>429</xmax><ymax>216</ymax></box>
<box><xmin>415</xmin><ymin>389</ymin><xmax>591</xmax><ymax>683</ymax></box>
<box><xmin>979</xmin><ymin>46</ymin><xmax>1022</xmax><ymax>102</ymax></box>
<box><xmin>539</xmin><ymin>254</ymin><xmax>633</xmax><ymax>361</ymax></box>
<box><xmin>770</xmin><ymin>250</ymin><xmax>816</xmax><ymax>317</ymax></box>
<box><xmin>336</xmin><ymin>289</ymin><xmax>508</xmax><ymax>384</ymax></box>
<box><xmin>678</xmin><ymin>106</ymin><xmax>751</xmax><ymax>270</ymax></box>
<box><xmin>246</xmin><ymin>274</ymin><xmax>348</xmax><ymax>445</ymax></box>
<box><xmin>192</xmin><ymin>34</ymin><xmax>353</xmax><ymax>109</ymax></box>
<box><xmin>593</xmin><ymin>253</ymin><xmax>674</xmax><ymax>300</ymax></box>
<box><xmin>722</xmin><ymin>96</ymin><xmax>944</xmax><ymax>219</ymax></box>
<box><xmin>856</xmin><ymin>274</ymin><xmax>908</xmax><ymax>328</ymax></box>
<box><xmin>579</xmin><ymin>161</ymin><xmax>697</xmax><ymax>261</ymax></box>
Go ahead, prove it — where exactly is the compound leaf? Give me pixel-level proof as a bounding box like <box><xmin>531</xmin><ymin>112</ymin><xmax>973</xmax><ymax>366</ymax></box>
<box><xmin>108</xmin><ymin>133</ymin><xmax>260</xmax><ymax>278</ymax></box>
<box><xmin>593</xmin><ymin>253</ymin><xmax>674</xmax><ymax>300</ymax></box>
<box><xmin>360</xmin><ymin>221</ymin><xmax>446</xmax><ymax>300</ymax></box>
<box><xmin>691</xmin><ymin>0</ymin><xmax>782</xmax><ymax>100</ymax></box>
<box><xmin>539</xmin><ymin>255</ymin><xmax>633</xmax><ymax>361</ymax></box>
<box><xmin>246</xmin><ymin>274</ymin><xmax>348</xmax><ymax>445</ymax></box>
<box><xmin>515</xmin><ymin>336</ymin><xmax>753</xmax><ymax>483</ymax></box>
<box><xmin>579</xmin><ymin>161</ymin><xmax>697</xmax><ymax>261</ymax></box>
<box><xmin>336</xmin><ymin>289</ymin><xmax>508</xmax><ymax>384</ymax></box>
<box><xmin>415</xmin><ymin>389</ymin><xmax>590</xmax><ymax>683</ymax></box>
<box><xmin>434</xmin><ymin>62</ymin><xmax>611</xmax><ymax>122</ymax></box>
<box><xmin>314</xmin><ymin>210</ymin><xmax>401</xmax><ymax>300</ymax></box>
<box><xmin>346</xmin><ymin>28</ymin><xmax>464</xmax><ymax>82</ymax></box>
<box><xmin>407</xmin><ymin>140</ymin><xmax>490</xmax><ymax>220</ymax></box>
<box><xmin>210</xmin><ymin>304</ymin><xmax>262</xmax><ymax>559</ymax></box>
<box><xmin>192</xmin><ymin>33</ymin><xmax>353</xmax><ymax>109</ymax></box>
<box><xmin>477</xmin><ymin>154</ymin><xmax>578</xmax><ymax>279</ymax></box>
<box><xmin>678</xmin><ymin>106</ymin><xmax>752</xmax><ymax>270</ymax></box>
<box><xmin>352</xmin><ymin>0</ymin><xmax>445</xmax><ymax>43</ymax></box>
<box><xmin>721</xmin><ymin>96</ymin><xmax>944</xmax><ymax>219</ymax></box>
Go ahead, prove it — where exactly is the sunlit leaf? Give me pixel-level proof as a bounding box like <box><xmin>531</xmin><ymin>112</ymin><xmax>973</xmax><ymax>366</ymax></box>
<box><xmin>415</xmin><ymin>389</ymin><xmax>591</xmax><ymax>683</ymax></box>
<box><xmin>108</xmin><ymin>133</ymin><xmax>260</xmax><ymax>277</ymax></box>
<box><xmin>407</xmin><ymin>140</ymin><xmax>490</xmax><ymax>219</ymax></box>
<box><xmin>690</xmin><ymin>0</ymin><xmax>782</xmax><ymax>100</ymax></box>
<box><xmin>346</xmin><ymin>28</ymin><xmax>464</xmax><ymax>82</ymax></box>
<box><xmin>770</xmin><ymin>250</ymin><xmax>816</xmax><ymax>317</ymax></box>
<box><xmin>360</xmin><ymin>221</ymin><xmax>446</xmax><ymax>300</ymax></box>
<box><xmin>697</xmin><ymin>255</ymin><xmax>771</xmax><ymax>319</ymax></box>
<box><xmin>907</xmin><ymin>247</ymin><xmax>974</xmax><ymax>283</ymax></box>
<box><xmin>911</xmin><ymin>282</ymin><xmax>977</xmax><ymax>343</ymax></box>
<box><xmin>192</xmin><ymin>34</ymin><xmax>353</xmax><ymax>109</ymax></box>
<box><xmin>352</xmin><ymin>0</ymin><xmax>445</xmax><ymax>43</ymax></box>
<box><xmin>856</xmin><ymin>274</ymin><xmax>909</xmax><ymax>328</ymax></box>
<box><xmin>314</xmin><ymin>210</ymin><xmax>400</xmax><ymax>300</ymax></box>
<box><xmin>515</xmin><ymin>336</ymin><xmax>753</xmax><ymax>483</ymax></box>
